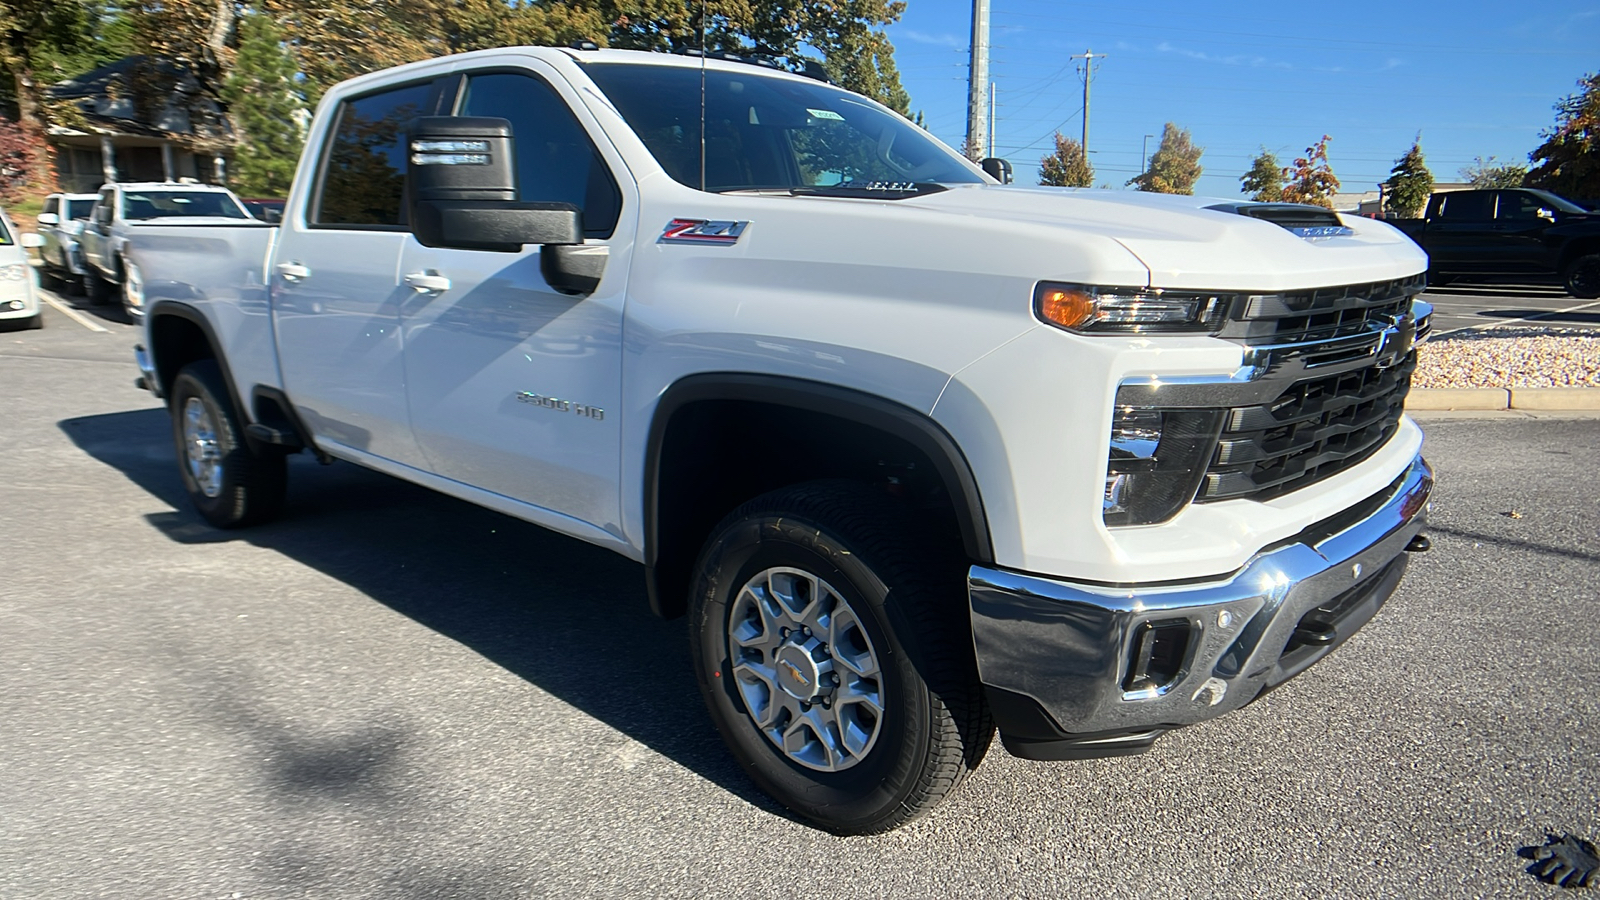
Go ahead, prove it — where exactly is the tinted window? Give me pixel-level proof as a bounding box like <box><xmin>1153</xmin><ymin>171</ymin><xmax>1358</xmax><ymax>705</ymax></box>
<box><xmin>66</xmin><ymin>199</ymin><xmax>96</xmax><ymax>220</ymax></box>
<box><xmin>121</xmin><ymin>191</ymin><xmax>247</xmax><ymax>220</ymax></box>
<box><xmin>1437</xmin><ymin>192</ymin><xmax>1493</xmax><ymax>220</ymax></box>
<box><xmin>583</xmin><ymin>63</ymin><xmax>983</xmax><ymax>192</ymax></box>
<box><xmin>458</xmin><ymin>72</ymin><xmax>621</xmax><ymax>238</ymax></box>
<box><xmin>1496</xmin><ymin>191</ymin><xmax>1548</xmax><ymax>221</ymax></box>
<box><xmin>42</xmin><ymin>197</ymin><xmax>58</xmax><ymax>215</ymax></box>
<box><xmin>317</xmin><ymin>82</ymin><xmax>434</xmax><ymax>227</ymax></box>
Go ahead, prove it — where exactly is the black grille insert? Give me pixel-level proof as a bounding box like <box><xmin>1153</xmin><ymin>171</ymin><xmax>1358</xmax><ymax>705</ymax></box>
<box><xmin>1218</xmin><ymin>274</ymin><xmax>1425</xmax><ymax>347</ymax></box>
<box><xmin>1197</xmin><ymin>352</ymin><xmax>1415</xmax><ymax>503</ymax></box>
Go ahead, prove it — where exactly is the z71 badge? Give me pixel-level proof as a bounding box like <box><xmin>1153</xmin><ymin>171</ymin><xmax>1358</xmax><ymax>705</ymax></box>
<box><xmin>660</xmin><ymin>218</ymin><xmax>749</xmax><ymax>245</ymax></box>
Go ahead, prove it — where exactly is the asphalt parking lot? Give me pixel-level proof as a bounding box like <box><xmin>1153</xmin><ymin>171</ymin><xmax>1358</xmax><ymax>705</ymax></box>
<box><xmin>3</xmin><ymin>287</ymin><xmax>1598</xmax><ymax>898</ymax></box>
<box><xmin>1421</xmin><ymin>282</ymin><xmax>1600</xmax><ymax>336</ymax></box>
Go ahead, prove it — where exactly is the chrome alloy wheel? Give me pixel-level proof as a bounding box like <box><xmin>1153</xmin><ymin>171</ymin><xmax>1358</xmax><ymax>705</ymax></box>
<box><xmin>728</xmin><ymin>567</ymin><xmax>884</xmax><ymax>772</ymax></box>
<box><xmin>182</xmin><ymin>396</ymin><xmax>224</xmax><ymax>498</ymax></box>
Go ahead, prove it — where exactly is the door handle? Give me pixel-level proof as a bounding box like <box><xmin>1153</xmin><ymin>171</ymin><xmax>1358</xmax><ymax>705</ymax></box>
<box><xmin>277</xmin><ymin>261</ymin><xmax>310</xmax><ymax>282</ymax></box>
<box><xmin>404</xmin><ymin>271</ymin><xmax>451</xmax><ymax>294</ymax></box>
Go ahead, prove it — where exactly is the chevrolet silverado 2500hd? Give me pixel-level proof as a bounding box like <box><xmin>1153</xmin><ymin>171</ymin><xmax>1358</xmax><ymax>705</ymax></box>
<box><xmin>132</xmin><ymin>46</ymin><xmax>1435</xmax><ymax>834</ymax></box>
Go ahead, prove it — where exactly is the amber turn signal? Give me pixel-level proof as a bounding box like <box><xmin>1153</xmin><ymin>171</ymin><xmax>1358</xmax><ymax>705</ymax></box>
<box><xmin>1039</xmin><ymin>287</ymin><xmax>1096</xmax><ymax>330</ymax></box>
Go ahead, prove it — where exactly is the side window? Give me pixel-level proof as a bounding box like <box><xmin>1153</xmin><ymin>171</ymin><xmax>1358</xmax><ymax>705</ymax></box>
<box><xmin>315</xmin><ymin>81</ymin><xmax>434</xmax><ymax>227</ymax></box>
<box><xmin>1437</xmin><ymin>192</ymin><xmax>1492</xmax><ymax>221</ymax></box>
<box><xmin>458</xmin><ymin>71</ymin><xmax>621</xmax><ymax>239</ymax></box>
<box><xmin>1495</xmin><ymin>192</ymin><xmax>1544</xmax><ymax>221</ymax></box>
<box><xmin>95</xmin><ymin>189</ymin><xmax>115</xmax><ymax>226</ymax></box>
<box><xmin>42</xmin><ymin>197</ymin><xmax>58</xmax><ymax>216</ymax></box>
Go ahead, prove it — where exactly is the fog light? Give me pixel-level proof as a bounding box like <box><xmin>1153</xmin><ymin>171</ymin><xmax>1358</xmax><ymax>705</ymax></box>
<box><xmin>5</xmin><ymin>300</ymin><xmax>22</xmax><ymax>311</ymax></box>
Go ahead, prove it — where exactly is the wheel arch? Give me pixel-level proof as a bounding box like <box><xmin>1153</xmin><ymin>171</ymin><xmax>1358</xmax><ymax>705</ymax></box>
<box><xmin>147</xmin><ymin>301</ymin><xmax>266</xmax><ymax>453</ymax></box>
<box><xmin>644</xmin><ymin>373</ymin><xmax>993</xmax><ymax>619</ymax></box>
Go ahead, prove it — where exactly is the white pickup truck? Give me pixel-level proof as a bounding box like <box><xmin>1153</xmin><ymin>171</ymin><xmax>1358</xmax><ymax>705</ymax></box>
<box><xmin>79</xmin><ymin>181</ymin><xmax>256</xmax><ymax>320</ymax></box>
<box><xmin>132</xmin><ymin>45</ymin><xmax>1434</xmax><ymax>834</ymax></box>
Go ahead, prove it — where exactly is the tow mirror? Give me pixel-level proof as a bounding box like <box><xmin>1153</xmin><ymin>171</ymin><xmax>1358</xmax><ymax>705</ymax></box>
<box><xmin>36</xmin><ymin>212</ymin><xmax>59</xmax><ymax>226</ymax></box>
<box><xmin>980</xmin><ymin>157</ymin><xmax>1013</xmax><ymax>184</ymax></box>
<box><xmin>406</xmin><ymin>116</ymin><xmax>582</xmax><ymax>253</ymax></box>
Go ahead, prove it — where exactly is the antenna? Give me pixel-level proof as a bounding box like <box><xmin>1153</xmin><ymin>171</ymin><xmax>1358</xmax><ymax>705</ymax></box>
<box><xmin>699</xmin><ymin>0</ymin><xmax>708</xmax><ymax>191</ymax></box>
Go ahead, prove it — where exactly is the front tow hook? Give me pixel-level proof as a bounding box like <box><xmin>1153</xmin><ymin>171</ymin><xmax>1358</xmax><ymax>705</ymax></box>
<box><xmin>1288</xmin><ymin>619</ymin><xmax>1338</xmax><ymax>650</ymax></box>
<box><xmin>1405</xmin><ymin>534</ymin><xmax>1432</xmax><ymax>553</ymax></box>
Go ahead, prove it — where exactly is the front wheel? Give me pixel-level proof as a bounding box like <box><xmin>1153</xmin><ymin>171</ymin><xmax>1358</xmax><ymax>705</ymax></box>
<box><xmin>1564</xmin><ymin>254</ymin><xmax>1600</xmax><ymax>300</ymax></box>
<box><xmin>689</xmin><ymin>481</ymin><xmax>992</xmax><ymax>834</ymax></box>
<box><xmin>82</xmin><ymin>269</ymin><xmax>112</xmax><ymax>305</ymax></box>
<box><xmin>169</xmin><ymin>359</ymin><xmax>287</xmax><ymax>528</ymax></box>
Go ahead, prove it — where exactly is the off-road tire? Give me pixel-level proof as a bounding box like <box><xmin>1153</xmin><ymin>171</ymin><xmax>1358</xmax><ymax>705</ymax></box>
<box><xmin>689</xmin><ymin>480</ymin><xmax>992</xmax><ymax>834</ymax></box>
<box><xmin>1564</xmin><ymin>254</ymin><xmax>1600</xmax><ymax>300</ymax></box>
<box><xmin>169</xmin><ymin>359</ymin><xmax>287</xmax><ymax>528</ymax></box>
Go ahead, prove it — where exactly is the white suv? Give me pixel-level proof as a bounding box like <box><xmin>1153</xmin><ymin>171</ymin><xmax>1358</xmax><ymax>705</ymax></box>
<box><xmin>0</xmin><ymin>206</ymin><xmax>44</xmax><ymax>330</ymax></box>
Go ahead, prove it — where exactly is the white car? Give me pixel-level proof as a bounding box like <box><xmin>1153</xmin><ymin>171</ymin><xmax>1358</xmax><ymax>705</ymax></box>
<box><xmin>0</xmin><ymin>206</ymin><xmax>44</xmax><ymax>330</ymax></box>
<box><xmin>35</xmin><ymin>192</ymin><xmax>99</xmax><ymax>290</ymax></box>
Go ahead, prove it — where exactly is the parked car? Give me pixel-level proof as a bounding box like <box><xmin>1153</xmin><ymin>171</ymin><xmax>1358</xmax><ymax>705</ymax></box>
<box><xmin>35</xmin><ymin>192</ymin><xmax>99</xmax><ymax>292</ymax></box>
<box><xmin>1389</xmin><ymin>188</ymin><xmax>1600</xmax><ymax>297</ymax></box>
<box><xmin>0</xmin><ymin>206</ymin><xmax>45</xmax><ymax>330</ymax></box>
<box><xmin>79</xmin><ymin>182</ymin><xmax>254</xmax><ymax>320</ymax></box>
<box><xmin>241</xmin><ymin>198</ymin><xmax>285</xmax><ymax>223</ymax></box>
<box><xmin>129</xmin><ymin>46</ymin><xmax>1434</xmax><ymax>834</ymax></box>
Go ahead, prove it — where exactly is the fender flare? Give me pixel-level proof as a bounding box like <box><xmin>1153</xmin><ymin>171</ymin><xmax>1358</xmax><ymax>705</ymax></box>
<box><xmin>643</xmin><ymin>372</ymin><xmax>993</xmax><ymax>616</ymax></box>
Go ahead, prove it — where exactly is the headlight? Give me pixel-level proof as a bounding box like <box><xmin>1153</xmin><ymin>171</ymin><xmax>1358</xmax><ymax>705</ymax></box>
<box><xmin>1036</xmin><ymin>282</ymin><xmax>1229</xmax><ymax>334</ymax></box>
<box><xmin>0</xmin><ymin>263</ymin><xmax>28</xmax><ymax>282</ymax></box>
<box><xmin>1104</xmin><ymin>406</ymin><xmax>1223</xmax><ymax>527</ymax></box>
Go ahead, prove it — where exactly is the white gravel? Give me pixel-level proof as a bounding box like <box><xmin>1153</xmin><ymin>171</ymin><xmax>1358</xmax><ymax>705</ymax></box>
<box><xmin>1415</xmin><ymin>326</ymin><xmax>1600</xmax><ymax>389</ymax></box>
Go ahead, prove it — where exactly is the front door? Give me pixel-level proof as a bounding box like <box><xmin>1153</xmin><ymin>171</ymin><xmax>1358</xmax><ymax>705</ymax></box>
<box><xmin>397</xmin><ymin>64</ymin><xmax>633</xmax><ymax>534</ymax></box>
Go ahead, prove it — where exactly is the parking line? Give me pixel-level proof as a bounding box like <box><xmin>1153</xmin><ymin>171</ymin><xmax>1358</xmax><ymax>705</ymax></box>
<box><xmin>41</xmin><ymin>294</ymin><xmax>111</xmax><ymax>333</ymax></box>
<box><xmin>1433</xmin><ymin>298</ymin><xmax>1600</xmax><ymax>338</ymax></box>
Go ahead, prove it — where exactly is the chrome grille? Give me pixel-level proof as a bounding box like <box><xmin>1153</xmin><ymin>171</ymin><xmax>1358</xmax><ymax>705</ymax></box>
<box><xmin>1218</xmin><ymin>274</ymin><xmax>1426</xmax><ymax>347</ymax></box>
<box><xmin>1197</xmin><ymin>352</ymin><xmax>1415</xmax><ymax>503</ymax></box>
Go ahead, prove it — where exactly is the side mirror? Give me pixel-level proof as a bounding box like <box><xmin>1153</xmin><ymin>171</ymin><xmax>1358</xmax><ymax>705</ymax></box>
<box><xmin>980</xmin><ymin>157</ymin><xmax>1013</xmax><ymax>184</ymax></box>
<box><xmin>406</xmin><ymin>115</ymin><xmax>582</xmax><ymax>253</ymax></box>
<box><xmin>1538</xmin><ymin>207</ymin><xmax>1556</xmax><ymax>222</ymax></box>
<box><xmin>36</xmin><ymin>212</ymin><xmax>59</xmax><ymax>226</ymax></box>
<box><xmin>20</xmin><ymin>233</ymin><xmax>45</xmax><ymax>249</ymax></box>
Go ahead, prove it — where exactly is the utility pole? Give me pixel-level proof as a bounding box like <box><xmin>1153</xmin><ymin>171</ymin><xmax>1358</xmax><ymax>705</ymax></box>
<box><xmin>987</xmin><ymin>82</ymin><xmax>996</xmax><ymax>157</ymax></box>
<box><xmin>1142</xmin><ymin>133</ymin><xmax>1156</xmax><ymax>176</ymax></box>
<box><xmin>1071</xmin><ymin>49</ymin><xmax>1107</xmax><ymax>154</ymax></box>
<box><xmin>966</xmin><ymin>0</ymin><xmax>990</xmax><ymax>161</ymax></box>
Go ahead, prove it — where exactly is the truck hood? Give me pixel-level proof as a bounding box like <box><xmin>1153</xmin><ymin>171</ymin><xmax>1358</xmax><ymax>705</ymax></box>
<box><xmin>899</xmin><ymin>184</ymin><xmax>1426</xmax><ymax>290</ymax></box>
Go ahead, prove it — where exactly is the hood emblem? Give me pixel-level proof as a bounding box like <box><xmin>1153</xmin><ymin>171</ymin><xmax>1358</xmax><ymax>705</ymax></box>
<box><xmin>1288</xmin><ymin>225</ymin><xmax>1356</xmax><ymax>240</ymax></box>
<box><xmin>661</xmin><ymin>218</ymin><xmax>749</xmax><ymax>245</ymax></box>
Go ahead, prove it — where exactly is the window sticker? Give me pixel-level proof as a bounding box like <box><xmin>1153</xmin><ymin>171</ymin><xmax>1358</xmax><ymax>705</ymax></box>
<box><xmin>807</xmin><ymin>108</ymin><xmax>845</xmax><ymax>121</ymax></box>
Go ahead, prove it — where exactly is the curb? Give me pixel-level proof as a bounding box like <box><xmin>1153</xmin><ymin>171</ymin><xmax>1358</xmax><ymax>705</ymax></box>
<box><xmin>1406</xmin><ymin>387</ymin><xmax>1600</xmax><ymax>411</ymax></box>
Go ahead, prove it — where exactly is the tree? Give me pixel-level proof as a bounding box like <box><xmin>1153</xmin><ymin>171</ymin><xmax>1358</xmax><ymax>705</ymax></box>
<box><xmin>1038</xmin><ymin>132</ymin><xmax>1092</xmax><ymax>187</ymax></box>
<box><xmin>221</xmin><ymin>12</ymin><xmax>304</xmax><ymax>198</ymax></box>
<box><xmin>1239</xmin><ymin>148</ymin><xmax>1282</xmax><ymax>201</ymax></box>
<box><xmin>1460</xmin><ymin>155</ymin><xmax>1528</xmax><ymax>189</ymax></box>
<box><xmin>1281</xmin><ymin>135</ymin><xmax>1340</xmax><ymax>207</ymax></box>
<box><xmin>0</xmin><ymin>115</ymin><xmax>48</xmax><ymax>202</ymax></box>
<box><xmin>1129</xmin><ymin>122</ymin><xmax>1202</xmax><ymax>194</ymax></box>
<box><xmin>1384</xmin><ymin>138</ymin><xmax>1433</xmax><ymax>218</ymax></box>
<box><xmin>1526</xmin><ymin>72</ymin><xmax>1600</xmax><ymax>202</ymax></box>
<box><xmin>1</xmin><ymin>0</ymin><xmax>129</xmax><ymax>133</ymax></box>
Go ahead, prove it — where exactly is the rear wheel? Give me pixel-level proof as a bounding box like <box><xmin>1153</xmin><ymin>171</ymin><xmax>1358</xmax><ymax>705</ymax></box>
<box><xmin>689</xmin><ymin>480</ymin><xmax>992</xmax><ymax>834</ymax></box>
<box><xmin>169</xmin><ymin>359</ymin><xmax>287</xmax><ymax>528</ymax></box>
<box><xmin>1564</xmin><ymin>254</ymin><xmax>1600</xmax><ymax>299</ymax></box>
<box><xmin>82</xmin><ymin>269</ymin><xmax>112</xmax><ymax>305</ymax></box>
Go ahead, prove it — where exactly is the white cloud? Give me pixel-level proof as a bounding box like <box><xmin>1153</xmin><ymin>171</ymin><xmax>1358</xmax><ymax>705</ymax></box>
<box><xmin>900</xmin><ymin>30</ymin><xmax>965</xmax><ymax>49</ymax></box>
<box><xmin>1156</xmin><ymin>41</ymin><xmax>1293</xmax><ymax>70</ymax></box>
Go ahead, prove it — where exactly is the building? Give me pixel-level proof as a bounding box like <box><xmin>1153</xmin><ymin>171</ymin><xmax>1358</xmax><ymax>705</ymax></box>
<box><xmin>46</xmin><ymin>56</ymin><xmax>234</xmax><ymax>192</ymax></box>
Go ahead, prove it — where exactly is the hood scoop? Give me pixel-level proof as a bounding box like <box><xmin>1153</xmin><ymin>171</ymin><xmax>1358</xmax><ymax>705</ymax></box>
<box><xmin>1206</xmin><ymin>202</ymin><xmax>1355</xmax><ymax>239</ymax></box>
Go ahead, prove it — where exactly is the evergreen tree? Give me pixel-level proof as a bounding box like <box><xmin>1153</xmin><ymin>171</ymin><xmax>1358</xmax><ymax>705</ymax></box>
<box><xmin>1129</xmin><ymin>122</ymin><xmax>1202</xmax><ymax>194</ymax></box>
<box><xmin>1239</xmin><ymin>148</ymin><xmax>1282</xmax><ymax>201</ymax></box>
<box><xmin>222</xmin><ymin>12</ymin><xmax>304</xmax><ymax>198</ymax></box>
<box><xmin>1281</xmin><ymin>135</ymin><xmax>1340</xmax><ymax>208</ymax></box>
<box><xmin>1384</xmin><ymin>138</ymin><xmax>1433</xmax><ymax>218</ymax></box>
<box><xmin>1038</xmin><ymin>132</ymin><xmax>1092</xmax><ymax>187</ymax></box>
<box><xmin>1526</xmin><ymin>72</ymin><xmax>1600</xmax><ymax>202</ymax></box>
<box><xmin>1460</xmin><ymin>155</ymin><xmax>1528</xmax><ymax>189</ymax></box>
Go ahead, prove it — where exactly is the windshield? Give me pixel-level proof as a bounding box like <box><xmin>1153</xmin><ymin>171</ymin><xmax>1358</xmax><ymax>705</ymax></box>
<box><xmin>66</xmin><ymin>199</ymin><xmax>97</xmax><ymax>220</ymax></box>
<box><xmin>1522</xmin><ymin>189</ymin><xmax>1588</xmax><ymax>214</ymax></box>
<box><xmin>0</xmin><ymin>217</ymin><xmax>11</xmax><ymax>245</ymax></box>
<box><xmin>121</xmin><ymin>191</ymin><xmax>248</xmax><ymax>220</ymax></box>
<box><xmin>583</xmin><ymin>62</ymin><xmax>984</xmax><ymax>193</ymax></box>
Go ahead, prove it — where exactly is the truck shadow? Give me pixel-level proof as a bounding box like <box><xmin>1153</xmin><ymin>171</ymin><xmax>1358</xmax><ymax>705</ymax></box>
<box><xmin>57</xmin><ymin>407</ymin><xmax>786</xmax><ymax>821</ymax></box>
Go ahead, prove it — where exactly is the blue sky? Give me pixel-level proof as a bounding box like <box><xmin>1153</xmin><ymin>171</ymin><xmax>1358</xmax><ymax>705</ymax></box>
<box><xmin>884</xmin><ymin>1</ymin><xmax>1599</xmax><ymax>199</ymax></box>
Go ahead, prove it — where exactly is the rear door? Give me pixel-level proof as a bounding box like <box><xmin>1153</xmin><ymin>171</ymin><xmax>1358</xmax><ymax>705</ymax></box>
<box><xmin>271</xmin><ymin>74</ymin><xmax>451</xmax><ymax>467</ymax></box>
<box><xmin>1426</xmin><ymin>191</ymin><xmax>1497</xmax><ymax>273</ymax></box>
<box><xmin>1491</xmin><ymin>190</ymin><xmax>1561</xmax><ymax>274</ymax></box>
<box><xmin>394</xmin><ymin>62</ymin><xmax>634</xmax><ymax>532</ymax></box>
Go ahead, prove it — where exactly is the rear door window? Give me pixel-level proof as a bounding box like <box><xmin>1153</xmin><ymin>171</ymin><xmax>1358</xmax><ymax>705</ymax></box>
<box><xmin>1436</xmin><ymin>192</ymin><xmax>1493</xmax><ymax>221</ymax></box>
<box><xmin>315</xmin><ymin>81</ymin><xmax>435</xmax><ymax>227</ymax></box>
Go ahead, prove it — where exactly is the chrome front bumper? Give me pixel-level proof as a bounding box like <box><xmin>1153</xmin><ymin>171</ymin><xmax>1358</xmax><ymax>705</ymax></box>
<box><xmin>970</xmin><ymin>454</ymin><xmax>1432</xmax><ymax>760</ymax></box>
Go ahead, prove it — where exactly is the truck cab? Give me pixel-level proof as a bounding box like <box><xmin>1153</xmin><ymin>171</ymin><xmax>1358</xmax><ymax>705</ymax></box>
<box><xmin>1396</xmin><ymin>188</ymin><xmax>1600</xmax><ymax>296</ymax></box>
